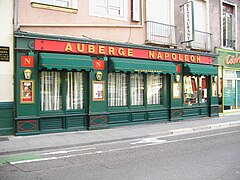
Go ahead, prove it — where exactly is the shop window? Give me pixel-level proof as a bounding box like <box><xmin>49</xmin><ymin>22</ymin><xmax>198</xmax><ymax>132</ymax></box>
<box><xmin>40</xmin><ymin>71</ymin><xmax>62</xmax><ymax>111</ymax></box>
<box><xmin>66</xmin><ymin>72</ymin><xmax>84</xmax><ymax>110</ymax></box>
<box><xmin>147</xmin><ymin>74</ymin><xmax>163</xmax><ymax>105</ymax></box>
<box><xmin>184</xmin><ymin>76</ymin><xmax>198</xmax><ymax>105</ymax></box>
<box><xmin>222</xmin><ymin>2</ymin><xmax>236</xmax><ymax>49</ymax></box>
<box><xmin>199</xmin><ymin>76</ymin><xmax>208</xmax><ymax>103</ymax></box>
<box><xmin>130</xmin><ymin>74</ymin><xmax>144</xmax><ymax>105</ymax></box>
<box><xmin>40</xmin><ymin>71</ymin><xmax>84</xmax><ymax>111</ymax></box>
<box><xmin>184</xmin><ymin>76</ymin><xmax>209</xmax><ymax>105</ymax></box>
<box><xmin>89</xmin><ymin>0</ymin><xmax>127</xmax><ymax>21</ymax></box>
<box><xmin>108</xmin><ymin>73</ymin><xmax>165</xmax><ymax>107</ymax></box>
<box><xmin>108</xmin><ymin>72</ymin><xmax>127</xmax><ymax>106</ymax></box>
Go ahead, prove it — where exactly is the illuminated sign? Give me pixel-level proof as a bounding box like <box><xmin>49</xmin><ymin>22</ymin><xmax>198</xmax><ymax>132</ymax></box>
<box><xmin>35</xmin><ymin>39</ymin><xmax>213</xmax><ymax>64</ymax></box>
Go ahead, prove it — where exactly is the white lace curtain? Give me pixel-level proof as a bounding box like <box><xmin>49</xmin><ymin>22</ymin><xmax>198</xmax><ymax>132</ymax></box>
<box><xmin>40</xmin><ymin>71</ymin><xmax>62</xmax><ymax>111</ymax></box>
<box><xmin>66</xmin><ymin>72</ymin><xmax>83</xmax><ymax>109</ymax></box>
<box><xmin>130</xmin><ymin>73</ymin><xmax>144</xmax><ymax>105</ymax></box>
<box><xmin>108</xmin><ymin>73</ymin><xmax>127</xmax><ymax>106</ymax></box>
<box><xmin>147</xmin><ymin>74</ymin><xmax>162</xmax><ymax>104</ymax></box>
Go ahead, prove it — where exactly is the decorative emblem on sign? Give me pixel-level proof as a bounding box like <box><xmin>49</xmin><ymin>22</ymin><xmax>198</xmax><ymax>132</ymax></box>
<box><xmin>24</xmin><ymin>69</ymin><xmax>32</xmax><ymax>80</ymax></box>
<box><xmin>96</xmin><ymin>71</ymin><xmax>103</xmax><ymax>81</ymax></box>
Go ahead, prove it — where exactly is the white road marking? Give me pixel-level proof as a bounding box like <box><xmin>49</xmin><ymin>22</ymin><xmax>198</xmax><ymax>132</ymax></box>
<box><xmin>39</xmin><ymin>147</ymin><xmax>96</xmax><ymax>155</ymax></box>
<box><xmin>9</xmin><ymin>129</ymin><xmax>240</xmax><ymax>165</ymax></box>
<box><xmin>130</xmin><ymin>138</ymin><xmax>167</xmax><ymax>145</ymax></box>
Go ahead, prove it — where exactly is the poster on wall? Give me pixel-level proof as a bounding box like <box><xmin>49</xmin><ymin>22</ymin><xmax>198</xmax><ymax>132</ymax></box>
<box><xmin>173</xmin><ymin>83</ymin><xmax>181</xmax><ymax>98</ymax></box>
<box><xmin>92</xmin><ymin>81</ymin><xmax>105</xmax><ymax>101</ymax></box>
<box><xmin>20</xmin><ymin>80</ymin><xmax>34</xmax><ymax>103</ymax></box>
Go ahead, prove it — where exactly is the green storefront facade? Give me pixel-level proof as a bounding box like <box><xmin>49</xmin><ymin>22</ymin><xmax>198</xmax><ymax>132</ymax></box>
<box><xmin>217</xmin><ymin>48</ymin><xmax>240</xmax><ymax>114</ymax></box>
<box><xmin>13</xmin><ymin>32</ymin><xmax>218</xmax><ymax>135</ymax></box>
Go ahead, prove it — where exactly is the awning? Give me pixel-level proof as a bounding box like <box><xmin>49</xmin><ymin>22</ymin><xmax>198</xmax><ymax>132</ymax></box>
<box><xmin>184</xmin><ymin>64</ymin><xmax>217</xmax><ymax>76</ymax></box>
<box><xmin>39</xmin><ymin>53</ymin><xmax>93</xmax><ymax>71</ymax></box>
<box><xmin>109</xmin><ymin>58</ymin><xmax>177</xmax><ymax>74</ymax></box>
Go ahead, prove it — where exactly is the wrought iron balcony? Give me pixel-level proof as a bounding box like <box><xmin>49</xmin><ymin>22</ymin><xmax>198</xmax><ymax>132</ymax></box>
<box><xmin>223</xmin><ymin>38</ymin><xmax>236</xmax><ymax>49</ymax></box>
<box><xmin>145</xmin><ymin>21</ymin><xmax>178</xmax><ymax>46</ymax></box>
<box><xmin>188</xmin><ymin>30</ymin><xmax>213</xmax><ymax>51</ymax></box>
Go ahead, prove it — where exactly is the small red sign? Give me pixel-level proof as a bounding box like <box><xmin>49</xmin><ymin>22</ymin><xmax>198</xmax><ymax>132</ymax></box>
<box><xmin>93</xmin><ymin>60</ymin><xmax>104</xmax><ymax>70</ymax></box>
<box><xmin>21</xmin><ymin>56</ymin><xmax>34</xmax><ymax>67</ymax></box>
<box><xmin>176</xmin><ymin>65</ymin><xmax>181</xmax><ymax>74</ymax></box>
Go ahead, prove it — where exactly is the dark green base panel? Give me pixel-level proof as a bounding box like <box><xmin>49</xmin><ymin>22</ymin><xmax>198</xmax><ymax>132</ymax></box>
<box><xmin>15</xmin><ymin>115</ymin><xmax>87</xmax><ymax>136</ymax></box>
<box><xmin>170</xmin><ymin>109</ymin><xmax>184</xmax><ymax>121</ymax></box>
<box><xmin>210</xmin><ymin>105</ymin><xmax>219</xmax><ymax>117</ymax></box>
<box><xmin>171</xmin><ymin>107</ymin><xmax>212</xmax><ymax>121</ymax></box>
<box><xmin>88</xmin><ymin>115</ymin><xmax>108</xmax><ymax>130</ymax></box>
<box><xmin>16</xmin><ymin>119</ymin><xmax>39</xmax><ymax>136</ymax></box>
<box><xmin>0</xmin><ymin>102</ymin><xmax>14</xmax><ymax>136</ymax></box>
<box><xmin>108</xmin><ymin>110</ymin><xmax>169</xmax><ymax>127</ymax></box>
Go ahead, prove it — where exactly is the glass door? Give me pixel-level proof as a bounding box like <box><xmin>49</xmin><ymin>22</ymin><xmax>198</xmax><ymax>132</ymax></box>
<box><xmin>224</xmin><ymin>79</ymin><xmax>236</xmax><ymax>110</ymax></box>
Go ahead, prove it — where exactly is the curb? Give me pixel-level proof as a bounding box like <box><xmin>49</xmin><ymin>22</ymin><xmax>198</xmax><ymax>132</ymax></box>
<box><xmin>169</xmin><ymin>120</ymin><xmax>240</xmax><ymax>135</ymax></box>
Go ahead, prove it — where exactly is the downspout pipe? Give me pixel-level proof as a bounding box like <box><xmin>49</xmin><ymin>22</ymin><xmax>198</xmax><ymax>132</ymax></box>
<box><xmin>14</xmin><ymin>0</ymin><xmax>19</xmax><ymax>31</ymax></box>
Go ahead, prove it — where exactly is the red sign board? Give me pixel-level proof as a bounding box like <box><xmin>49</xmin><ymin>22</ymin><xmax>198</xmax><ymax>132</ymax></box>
<box><xmin>21</xmin><ymin>56</ymin><xmax>34</xmax><ymax>67</ymax></box>
<box><xmin>35</xmin><ymin>39</ymin><xmax>213</xmax><ymax>64</ymax></box>
<box><xmin>93</xmin><ymin>60</ymin><xmax>104</xmax><ymax>70</ymax></box>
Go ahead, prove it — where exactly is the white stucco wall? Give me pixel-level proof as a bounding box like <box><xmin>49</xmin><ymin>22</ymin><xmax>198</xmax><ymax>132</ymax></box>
<box><xmin>0</xmin><ymin>0</ymin><xmax>14</xmax><ymax>102</ymax></box>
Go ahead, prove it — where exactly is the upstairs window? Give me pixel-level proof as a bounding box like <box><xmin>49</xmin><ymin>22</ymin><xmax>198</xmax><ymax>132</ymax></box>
<box><xmin>222</xmin><ymin>2</ymin><xmax>236</xmax><ymax>49</ymax></box>
<box><xmin>31</xmin><ymin>0</ymin><xmax>77</xmax><ymax>9</ymax></box>
<box><xmin>89</xmin><ymin>0</ymin><xmax>127</xmax><ymax>21</ymax></box>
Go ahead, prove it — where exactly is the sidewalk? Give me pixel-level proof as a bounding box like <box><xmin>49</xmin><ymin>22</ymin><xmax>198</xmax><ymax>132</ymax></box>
<box><xmin>1</xmin><ymin>114</ymin><xmax>240</xmax><ymax>155</ymax></box>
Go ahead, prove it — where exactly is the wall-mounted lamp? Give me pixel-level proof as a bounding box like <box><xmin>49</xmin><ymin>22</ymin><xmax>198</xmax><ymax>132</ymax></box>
<box><xmin>24</xmin><ymin>69</ymin><xmax>32</xmax><ymax>80</ymax></box>
<box><xmin>175</xmin><ymin>74</ymin><xmax>180</xmax><ymax>82</ymax></box>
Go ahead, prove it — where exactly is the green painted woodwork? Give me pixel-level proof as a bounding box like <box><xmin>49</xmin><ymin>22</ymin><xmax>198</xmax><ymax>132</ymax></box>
<box><xmin>147</xmin><ymin>111</ymin><xmax>168</xmax><ymax>122</ymax></box>
<box><xmin>66</xmin><ymin>116</ymin><xmax>85</xmax><ymax>129</ymax></box>
<box><xmin>40</xmin><ymin>117</ymin><xmax>64</xmax><ymax>130</ymax></box>
<box><xmin>183</xmin><ymin>108</ymin><xmax>200</xmax><ymax>117</ymax></box>
<box><xmin>132</xmin><ymin>112</ymin><xmax>146</xmax><ymax>122</ymax></box>
<box><xmin>109</xmin><ymin>57</ymin><xmax>177</xmax><ymax>74</ymax></box>
<box><xmin>13</xmin><ymin>32</ymin><xmax>219</xmax><ymax>135</ymax></box>
<box><xmin>200</xmin><ymin>107</ymin><xmax>209</xmax><ymax>115</ymax></box>
<box><xmin>15</xmin><ymin>52</ymin><xmax>38</xmax><ymax>117</ymax></box>
<box><xmin>0</xmin><ymin>102</ymin><xmax>14</xmax><ymax>135</ymax></box>
<box><xmin>184</xmin><ymin>64</ymin><xmax>217</xmax><ymax>76</ymax></box>
<box><xmin>108</xmin><ymin>114</ymin><xmax>130</xmax><ymax>124</ymax></box>
<box><xmin>39</xmin><ymin>53</ymin><xmax>93</xmax><ymax>71</ymax></box>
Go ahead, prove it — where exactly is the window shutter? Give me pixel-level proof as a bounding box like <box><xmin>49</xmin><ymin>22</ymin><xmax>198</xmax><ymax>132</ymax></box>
<box><xmin>194</xmin><ymin>0</ymin><xmax>207</xmax><ymax>32</ymax></box>
<box><xmin>132</xmin><ymin>0</ymin><xmax>140</xmax><ymax>22</ymax></box>
<box><xmin>95</xmin><ymin>0</ymin><xmax>108</xmax><ymax>14</ymax></box>
<box><xmin>109</xmin><ymin>0</ymin><xmax>121</xmax><ymax>16</ymax></box>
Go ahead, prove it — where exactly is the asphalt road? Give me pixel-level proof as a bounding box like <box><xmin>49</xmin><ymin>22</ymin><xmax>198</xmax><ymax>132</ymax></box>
<box><xmin>1</xmin><ymin>126</ymin><xmax>240</xmax><ymax>180</ymax></box>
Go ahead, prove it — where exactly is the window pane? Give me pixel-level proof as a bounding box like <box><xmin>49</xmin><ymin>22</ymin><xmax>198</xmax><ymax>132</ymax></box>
<box><xmin>108</xmin><ymin>73</ymin><xmax>127</xmax><ymax>106</ymax></box>
<box><xmin>199</xmin><ymin>76</ymin><xmax>208</xmax><ymax>103</ymax></box>
<box><xmin>147</xmin><ymin>74</ymin><xmax>163</xmax><ymax>105</ymax></box>
<box><xmin>130</xmin><ymin>74</ymin><xmax>144</xmax><ymax>105</ymax></box>
<box><xmin>66</xmin><ymin>72</ymin><xmax>83</xmax><ymax>110</ymax></box>
<box><xmin>184</xmin><ymin>76</ymin><xmax>198</xmax><ymax>104</ymax></box>
<box><xmin>222</xmin><ymin>3</ymin><xmax>235</xmax><ymax>48</ymax></box>
<box><xmin>40</xmin><ymin>71</ymin><xmax>62</xmax><ymax>111</ymax></box>
<box><xmin>224</xmin><ymin>79</ymin><xmax>236</xmax><ymax>110</ymax></box>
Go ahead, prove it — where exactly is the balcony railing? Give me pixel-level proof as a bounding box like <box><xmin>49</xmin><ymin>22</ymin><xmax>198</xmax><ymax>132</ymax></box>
<box><xmin>146</xmin><ymin>21</ymin><xmax>178</xmax><ymax>46</ymax></box>
<box><xmin>189</xmin><ymin>30</ymin><xmax>213</xmax><ymax>51</ymax></box>
<box><xmin>223</xmin><ymin>38</ymin><xmax>236</xmax><ymax>49</ymax></box>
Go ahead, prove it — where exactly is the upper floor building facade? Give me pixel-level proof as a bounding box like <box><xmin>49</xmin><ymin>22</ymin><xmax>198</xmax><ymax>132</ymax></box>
<box><xmin>15</xmin><ymin>0</ymin><xmax>239</xmax><ymax>52</ymax></box>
